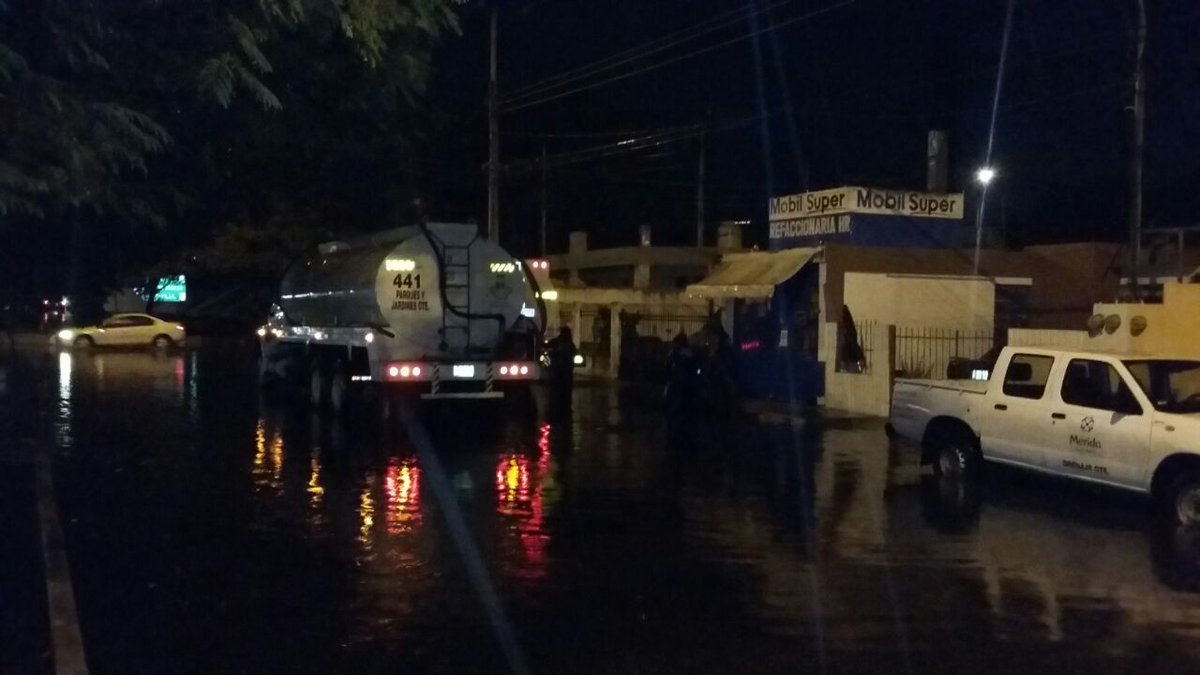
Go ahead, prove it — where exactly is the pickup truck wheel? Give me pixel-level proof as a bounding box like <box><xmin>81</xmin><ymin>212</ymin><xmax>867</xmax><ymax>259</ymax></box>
<box><xmin>933</xmin><ymin>436</ymin><xmax>979</xmax><ymax>479</ymax></box>
<box><xmin>1168</xmin><ymin>473</ymin><xmax>1200</xmax><ymax>527</ymax></box>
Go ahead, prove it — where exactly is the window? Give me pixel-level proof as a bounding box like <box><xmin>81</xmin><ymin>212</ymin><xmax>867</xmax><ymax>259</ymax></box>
<box><xmin>1061</xmin><ymin>359</ymin><xmax>1141</xmax><ymax>414</ymax></box>
<box><xmin>1123</xmin><ymin>359</ymin><xmax>1200</xmax><ymax>413</ymax></box>
<box><xmin>1002</xmin><ymin>353</ymin><xmax>1054</xmax><ymax>399</ymax></box>
<box><xmin>102</xmin><ymin>315</ymin><xmax>153</xmax><ymax>328</ymax></box>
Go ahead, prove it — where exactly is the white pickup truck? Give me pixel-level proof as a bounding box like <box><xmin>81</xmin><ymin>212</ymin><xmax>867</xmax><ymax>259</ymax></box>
<box><xmin>890</xmin><ymin>346</ymin><xmax>1200</xmax><ymax>524</ymax></box>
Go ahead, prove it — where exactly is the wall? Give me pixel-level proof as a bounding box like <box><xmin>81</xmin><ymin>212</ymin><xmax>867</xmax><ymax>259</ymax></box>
<box><xmin>1022</xmin><ymin>243</ymin><xmax>1123</xmax><ymax>329</ymax></box>
<box><xmin>1008</xmin><ymin>283</ymin><xmax>1200</xmax><ymax>358</ymax></box>
<box><xmin>844</xmin><ymin>273</ymin><xmax>994</xmax><ymax>332</ymax></box>
<box><xmin>1162</xmin><ymin>283</ymin><xmax>1200</xmax><ymax>356</ymax></box>
<box><xmin>822</xmin><ymin>245</ymin><xmax>1022</xmax><ymax>326</ymax></box>
<box><xmin>822</xmin><ymin>321</ymin><xmax>894</xmax><ymax>418</ymax></box>
<box><xmin>1008</xmin><ymin>328</ymin><xmax>1092</xmax><ymax>350</ymax></box>
<box><xmin>1091</xmin><ymin>283</ymin><xmax>1200</xmax><ymax>358</ymax></box>
<box><xmin>821</xmin><ymin>242</ymin><xmax>1123</xmax><ymax>331</ymax></box>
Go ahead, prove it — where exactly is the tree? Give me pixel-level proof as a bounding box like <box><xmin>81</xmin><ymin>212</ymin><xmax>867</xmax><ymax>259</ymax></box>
<box><xmin>0</xmin><ymin>0</ymin><xmax>460</xmax><ymax>304</ymax></box>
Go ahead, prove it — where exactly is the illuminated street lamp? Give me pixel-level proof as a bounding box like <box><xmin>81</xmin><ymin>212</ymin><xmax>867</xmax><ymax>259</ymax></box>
<box><xmin>972</xmin><ymin>166</ymin><xmax>998</xmax><ymax>274</ymax></box>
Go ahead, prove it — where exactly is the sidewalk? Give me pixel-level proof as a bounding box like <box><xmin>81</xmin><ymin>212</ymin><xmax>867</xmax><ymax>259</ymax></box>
<box><xmin>0</xmin><ymin>365</ymin><xmax>53</xmax><ymax>675</ymax></box>
<box><xmin>741</xmin><ymin>397</ymin><xmax>881</xmax><ymax>427</ymax></box>
<box><xmin>610</xmin><ymin>378</ymin><xmax>879</xmax><ymax>427</ymax></box>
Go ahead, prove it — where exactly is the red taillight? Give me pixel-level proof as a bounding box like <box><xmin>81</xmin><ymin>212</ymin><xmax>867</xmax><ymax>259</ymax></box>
<box><xmin>497</xmin><ymin>363</ymin><xmax>532</xmax><ymax>378</ymax></box>
<box><xmin>387</xmin><ymin>363</ymin><xmax>425</xmax><ymax>380</ymax></box>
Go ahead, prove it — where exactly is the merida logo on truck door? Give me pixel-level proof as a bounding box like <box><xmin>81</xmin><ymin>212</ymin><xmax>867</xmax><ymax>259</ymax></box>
<box><xmin>1069</xmin><ymin>417</ymin><xmax>1101</xmax><ymax>450</ymax></box>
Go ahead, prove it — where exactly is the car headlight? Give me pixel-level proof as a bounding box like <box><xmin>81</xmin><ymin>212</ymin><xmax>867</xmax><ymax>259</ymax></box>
<box><xmin>57</xmin><ymin>329</ymin><xmax>74</xmax><ymax>341</ymax></box>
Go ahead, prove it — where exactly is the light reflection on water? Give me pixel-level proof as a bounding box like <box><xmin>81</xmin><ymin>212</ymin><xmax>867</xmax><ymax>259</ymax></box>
<box><xmin>35</xmin><ymin>352</ymin><xmax>1200</xmax><ymax>669</ymax></box>
<box><xmin>384</xmin><ymin>458</ymin><xmax>422</xmax><ymax>535</ymax></box>
<box><xmin>358</xmin><ymin>480</ymin><xmax>376</xmax><ymax>551</ymax></box>
<box><xmin>307</xmin><ymin>455</ymin><xmax>324</xmax><ymax>505</ymax></box>
<box><xmin>493</xmin><ymin>426</ymin><xmax>557</xmax><ymax>581</ymax></box>
<box><xmin>680</xmin><ymin>424</ymin><xmax>1200</xmax><ymax>658</ymax></box>
<box><xmin>55</xmin><ymin>351</ymin><xmax>73</xmax><ymax>446</ymax></box>
<box><xmin>251</xmin><ymin>418</ymin><xmax>285</xmax><ymax>495</ymax></box>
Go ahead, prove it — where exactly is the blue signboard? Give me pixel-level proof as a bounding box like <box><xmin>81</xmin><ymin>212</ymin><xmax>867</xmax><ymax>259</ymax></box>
<box><xmin>769</xmin><ymin>213</ymin><xmax>968</xmax><ymax>250</ymax></box>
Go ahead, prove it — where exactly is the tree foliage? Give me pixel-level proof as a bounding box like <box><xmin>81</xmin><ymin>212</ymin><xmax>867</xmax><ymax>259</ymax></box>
<box><xmin>0</xmin><ymin>0</ymin><xmax>460</xmax><ymax>297</ymax></box>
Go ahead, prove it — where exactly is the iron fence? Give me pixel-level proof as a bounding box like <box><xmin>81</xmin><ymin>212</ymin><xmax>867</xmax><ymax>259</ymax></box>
<box><xmin>893</xmin><ymin>326</ymin><xmax>993</xmax><ymax>379</ymax></box>
<box><xmin>850</xmin><ymin>320</ymin><xmax>877</xmax><ymax>373</ymax></box>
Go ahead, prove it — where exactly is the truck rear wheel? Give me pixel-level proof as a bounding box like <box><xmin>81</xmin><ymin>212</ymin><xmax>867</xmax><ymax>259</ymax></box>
<box><xmin>932</xmin><ymin>433</ymin><xmax>980</xmax><ymax>479</ymax></box>
<box><xmin>329</xmin><ymin>362</ymin><xmax>348</xmax><ymax>414</ymax></box>
<box><xmin>310</xmin><ymin>366</ymin><xmax>327</xmax><ymax>408</ymax></box>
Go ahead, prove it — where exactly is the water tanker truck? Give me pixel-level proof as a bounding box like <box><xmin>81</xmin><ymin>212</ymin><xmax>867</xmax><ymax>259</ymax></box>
<box><xmin>258</xmin><ymin>221</ymin><xmax>546</xmax><ymax>409</ymax></box>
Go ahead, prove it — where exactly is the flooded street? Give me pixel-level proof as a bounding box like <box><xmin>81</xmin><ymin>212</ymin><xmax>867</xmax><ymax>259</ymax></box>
<box><xmin>4</xmin><ymin>346</ymin><xmax>1200</xmax><ymax>674</ymax></box>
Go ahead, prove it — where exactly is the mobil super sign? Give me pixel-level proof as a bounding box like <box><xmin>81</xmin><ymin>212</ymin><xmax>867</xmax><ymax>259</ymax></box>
<box><xmin>768</xmin><ymin>186</ymin><xmax>965</xmax><ymax>250</ymax></box>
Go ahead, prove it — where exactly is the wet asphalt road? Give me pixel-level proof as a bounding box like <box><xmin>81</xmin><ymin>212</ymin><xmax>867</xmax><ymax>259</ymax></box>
<box><xmin>3</xmin><ymin>346</ymin><xmax>1200</xmax><ymax>674</ymax></box>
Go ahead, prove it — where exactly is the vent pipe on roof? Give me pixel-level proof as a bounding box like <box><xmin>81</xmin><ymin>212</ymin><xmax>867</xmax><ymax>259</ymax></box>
<box><xmin>927</xmin><ymin>130</ymin><xmax>949</xmax><ymax>193</ymax></box>
<box><xmin>568</xmin><ymin>231</ymin><xmax>588</xmax><ymax>254</ymax></box>
<box><xmin>717</xmin><ymin>221</ymin><xmax>745</xmax><ymax>252</ymax></box>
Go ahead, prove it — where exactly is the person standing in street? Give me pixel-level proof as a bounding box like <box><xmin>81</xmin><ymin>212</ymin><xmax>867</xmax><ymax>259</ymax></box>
<box><xmin>545</xmin><ymin>326</ymin><xmax>577</xmax><ymax>417</ymax></box>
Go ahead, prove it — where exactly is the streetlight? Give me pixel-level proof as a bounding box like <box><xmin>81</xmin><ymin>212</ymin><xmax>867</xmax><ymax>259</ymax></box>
<box><xmin>972</xmin><ymin>166</ymin><xmax>997</xmax><ymax>274</ymax></box>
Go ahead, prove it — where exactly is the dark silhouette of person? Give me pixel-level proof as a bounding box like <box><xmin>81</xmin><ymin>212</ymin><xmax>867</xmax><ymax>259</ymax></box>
<box><xmin>545</xmin><ymin>326</ymin><xmax>577</xmax><ymax>417</ymax></box>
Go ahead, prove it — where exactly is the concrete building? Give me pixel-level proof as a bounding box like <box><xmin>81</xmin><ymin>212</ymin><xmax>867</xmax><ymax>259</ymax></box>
<box><xmin>543</xmin><ymin>223</ymin><xmax>746</xmax><ymax>378</ymax></box>
<box><xmin>546</xmin><ymin>225</ymin><xmax>743</xmax><ymax>291</ymax></box>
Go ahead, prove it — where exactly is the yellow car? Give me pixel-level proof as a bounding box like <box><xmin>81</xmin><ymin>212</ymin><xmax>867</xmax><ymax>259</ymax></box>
<box><xmin>57</xmin><ymin>313</ymin><xmax>186</xmax><ymax>349</ymax></box>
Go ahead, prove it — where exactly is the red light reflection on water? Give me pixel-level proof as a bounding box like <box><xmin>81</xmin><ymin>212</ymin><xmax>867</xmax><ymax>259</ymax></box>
<box><xmin>495</xmin><ymin>455</ymin><xmax>531</xmax><ymax>514</ymax></box>
<box><xmin>384</xmin><ymin>458</ymin><xmax>422</xmax><ymax>535</ymax></box>
<box><xmin>495</xmin><ymin>425</ymin><xmax>556</xmax><ymax>579</ymax></box>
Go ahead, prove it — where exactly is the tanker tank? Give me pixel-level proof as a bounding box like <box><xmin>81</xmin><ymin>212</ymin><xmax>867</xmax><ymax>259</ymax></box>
<box><xmin>277</xmin><ymin>222</ymin><xmax>541</xmax><ymax>359</ymax></box>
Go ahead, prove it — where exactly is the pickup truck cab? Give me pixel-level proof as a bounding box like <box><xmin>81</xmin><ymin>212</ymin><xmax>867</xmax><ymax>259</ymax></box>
<box><xmin>890</xmin><ymin>346</ymin><xmax>1200</xmax><ymax>524</ymax></box>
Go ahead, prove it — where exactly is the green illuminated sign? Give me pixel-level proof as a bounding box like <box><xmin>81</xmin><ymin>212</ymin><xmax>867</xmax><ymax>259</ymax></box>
<box><xmin>154</xmin><ymin>276</ymin><xmax>187</xmax><ymax>303</ymax></box>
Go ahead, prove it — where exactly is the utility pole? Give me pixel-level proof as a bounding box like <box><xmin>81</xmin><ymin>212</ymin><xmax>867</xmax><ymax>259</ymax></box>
<box><xmin>1129</xmin><ymin>0</ymin><xmax>1146</xmax><ymax>298</ymax></box>
<box><xmin>487</xmin><ymin>4</ymin><xmax>500</xmax><ymax>242</ymax></box>
<box><xmin>696</xmin><ymin>132</ymin><xmax>706</xmax><ymax>247</ymax></box>
<box><xmin>540</xmin><ymin>144</ymin><xmax>548</xmax><ymax>256</ymax></box>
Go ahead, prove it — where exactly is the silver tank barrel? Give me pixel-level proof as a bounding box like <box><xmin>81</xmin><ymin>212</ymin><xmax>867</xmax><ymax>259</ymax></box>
<box><xmin>278</xmin><ymin>245</ymin><xmax>392</xmax><ymax>327</ymax></box>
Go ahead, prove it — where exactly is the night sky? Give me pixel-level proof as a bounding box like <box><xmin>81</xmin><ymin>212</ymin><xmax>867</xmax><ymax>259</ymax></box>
<box><xmin>421</xmin><ymin>0</ymin><xmax>1200</xmax><ymax>255</ymax></box>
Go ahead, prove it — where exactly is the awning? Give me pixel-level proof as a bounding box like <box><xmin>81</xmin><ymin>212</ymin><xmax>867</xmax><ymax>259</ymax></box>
<box><xmin>686</xmin><ymin>247</ymin><xmax>820</xmax><ymax>299</ymax></box>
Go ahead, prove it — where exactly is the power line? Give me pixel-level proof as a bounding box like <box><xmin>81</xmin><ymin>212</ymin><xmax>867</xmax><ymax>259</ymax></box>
<box><xmin>512</xmin><ymin>125</ymin><xmax>709</xmax><ymax>172</ymax></box>
<box><xmin>506</xmin><ymin>124</ymin><xmax>706</xmax><ymax>140</ymax></box>
<box><xmin>500</xmin><ymin>0</ymin><xmax>856</xmax><ymax>113</ymax></box>
<box><xmin>502</xmin><ymin>0</ymin><xmax>798</xmax><ymax>104</ymax></box>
